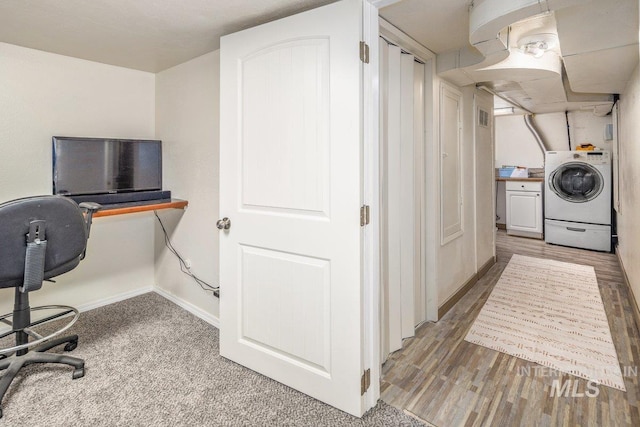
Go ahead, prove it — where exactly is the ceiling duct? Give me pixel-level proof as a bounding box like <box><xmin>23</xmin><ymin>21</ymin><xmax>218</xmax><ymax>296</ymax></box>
<box><xmin>437</xmin><ymin>0</ymin><xmax>630</xmax><ymax>113</ymax></box>
<box><xmin>560</xmin><ymin>69</ymin><xmax>614</xmax><ymax>116</ymax></box>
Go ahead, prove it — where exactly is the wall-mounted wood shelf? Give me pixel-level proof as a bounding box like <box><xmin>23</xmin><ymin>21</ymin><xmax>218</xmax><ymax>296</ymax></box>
<box><xmin>94</xmin><ymin>199</ymin><xmax>188</xmax><ymax>218</ymax></box>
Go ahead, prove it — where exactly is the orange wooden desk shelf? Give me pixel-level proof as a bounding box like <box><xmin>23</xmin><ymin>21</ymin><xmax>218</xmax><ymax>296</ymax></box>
<box><xmin>93</xmin><ymin>199</ymin><xmax>188</xmax><ymax>218</ymax></box>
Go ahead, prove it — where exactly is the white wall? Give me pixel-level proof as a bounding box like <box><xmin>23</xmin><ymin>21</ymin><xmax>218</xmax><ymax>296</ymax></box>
<box><xmin>432</xmin><ymin>84</ymin><xmax>484</xmax><ymax>307</ymax></box>
<box><xmin>617</xmin><ymin>63</ymin><xmax>640</xmax><ymax>310</ymax></box>
<box><xmin>495</xmin><ymin>114</ymin><xmax>545</xmax><ymax>168</ymax></box>
<box><xmin>0</xmin><ymin>42</ymin><xmax>156</xmax><ymax>313</ymax></box>
<box><xmin>154</xmin><ymin>51</ymin><xmax>220</xmax><ymax>322</ymax></box>
<box><xmin>474</xmin><ymin>89</ymin><xmax>496</xmax><ymax>271</ymax></box>
<box><xmin>495</xmin><ymin>111</ymin><xmax>612</xmax><ymax>168</ymax></box>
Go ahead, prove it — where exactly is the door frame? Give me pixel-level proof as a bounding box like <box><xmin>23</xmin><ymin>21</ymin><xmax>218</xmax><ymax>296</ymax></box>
<box><xmin>363</xmin><ymin>0</ymin><xmax>380</xmax><ymax>410</ymax></box>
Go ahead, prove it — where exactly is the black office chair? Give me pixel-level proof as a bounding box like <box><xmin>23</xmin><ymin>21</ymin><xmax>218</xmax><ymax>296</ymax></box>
<box><xmin>0</xmin><ymin>195</ymin><xmax>101</xmax><ymax>418</ymax></box>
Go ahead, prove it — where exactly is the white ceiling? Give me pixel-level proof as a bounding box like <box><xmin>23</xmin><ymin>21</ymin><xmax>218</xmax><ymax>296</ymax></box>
<box><xmin>0</xmin><ymin>0</ymin><xmax>335</xmax><ymax>72</ymax></box>
<box><xmin>379</xmin><ymin>0</ymin><xmax>471</xmax><ymax>54</ymax></box>
<box><xmin>0</xmin><ymin>0</ymin><xmax>637</xmax><ymax>114</ymax></box>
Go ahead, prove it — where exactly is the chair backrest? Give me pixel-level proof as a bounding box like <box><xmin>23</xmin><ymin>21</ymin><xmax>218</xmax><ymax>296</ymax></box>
<box><xmin>0</xmin><ymin>196</ymin><xmax>88</xmax><ymax>289</ymax></box>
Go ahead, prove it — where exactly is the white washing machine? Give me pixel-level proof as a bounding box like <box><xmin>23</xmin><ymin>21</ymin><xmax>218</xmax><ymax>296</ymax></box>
<box><xmin>544</xmin><ymin>151</ymin><xmax>612</xmax><ymax>252</ymax></box>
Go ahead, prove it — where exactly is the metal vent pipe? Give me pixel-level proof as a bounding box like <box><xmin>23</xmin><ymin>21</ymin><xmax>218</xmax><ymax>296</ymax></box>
<box><xmin>523</xmin><ymin>114</ymin><xmax>549</xmax><ymax>155</ymax></box>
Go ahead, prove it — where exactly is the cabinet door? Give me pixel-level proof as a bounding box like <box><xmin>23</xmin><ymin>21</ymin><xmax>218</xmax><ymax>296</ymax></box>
<box><xmin>507</xmin><ymin>191</ymin><xmax>542</xmax><ymax>232</ymax></box>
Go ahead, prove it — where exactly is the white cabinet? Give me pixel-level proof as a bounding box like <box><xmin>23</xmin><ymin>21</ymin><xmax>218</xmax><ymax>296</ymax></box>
<box><xmin>506</xmin><ymin>181</ymin><xmax>543</xmax><ymax>239</ymax></box>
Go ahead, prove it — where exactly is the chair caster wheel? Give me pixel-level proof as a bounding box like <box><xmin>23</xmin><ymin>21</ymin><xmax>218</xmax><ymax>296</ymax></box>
<box><xmin>72</xmin><ymin>367</ymin><xmax>85</xmax><ymax>379</ymax></box>
<box><xmin>64</xmin><ymin>340</ymin><xmax>78</xmax><ymax>352</ymax></box>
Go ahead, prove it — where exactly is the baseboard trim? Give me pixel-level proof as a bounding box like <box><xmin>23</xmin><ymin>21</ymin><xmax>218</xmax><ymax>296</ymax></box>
<box><xmin>438</xmin><ymin>256</ymin><xmax>496</xmax><ymax>319</ymax></box>
<box><xmin>506</xmin><ymin>229</ymin><xmax>543</xmax><ymax>239</ymax></box>
<box><xmin>72</xmin><ymin>285</ymin><xmax>220</xmax><ymax>329</ymax></box>
<box><xmin>496</xmin><ymin>223</ymin><xmax>506</xmax><ymax>230</ymax></box>
<box><xmin>438</xmin><ymin>276</ymin><xmax>478</xmax><ymax>319</ymax></box>
<box><xmin>615</xmin><ymin>247</ymin><xmax>640</xmax><ymax>334</ymax></box>
<box><xmin>477</xmin><ymin>256</ymin><xmax>496</xmax><ymax>279</ymax></box>
<box><xmin>76</xmin><ymin>286</ymin><xmax>154</xmax><ymax>313</ymax></box>
<box><xmin>153</xmin><ymin>287</ymin><xmax>220</xmax><ymax>329</ymax></box>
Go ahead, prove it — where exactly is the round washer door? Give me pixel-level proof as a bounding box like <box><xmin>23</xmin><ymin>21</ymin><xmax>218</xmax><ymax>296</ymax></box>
<box><xmin>548</xmin><ymin>162</ymin><xmax>604</xmax><ymax>203</ymax></box>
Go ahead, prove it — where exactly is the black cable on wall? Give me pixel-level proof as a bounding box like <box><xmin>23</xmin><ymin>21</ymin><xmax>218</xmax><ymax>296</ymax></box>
<box><xmin>154</xmin><ymin>211</ymin><xmax>219</xmax><ymax>298</ymax></box>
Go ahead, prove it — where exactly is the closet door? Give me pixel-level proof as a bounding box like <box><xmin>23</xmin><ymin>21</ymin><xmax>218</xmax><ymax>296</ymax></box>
<box><xmin>380</xmin><ymin>40</ymin><xmax>426</xmax><ymax>359</ymax></box>
<box><xmin>399</xmin><ymin>52</ymin><xmax>415</xmax><ymax>339</ymax></box>
<box><xmin>384</xmin><ymin>43</ymin><xmax>403</xmax><ymax>353</ymax></box>
<box><xmin>413</xmin><ymin>61</ymin><xmax>425</xmax><ymax>325</ymax></box>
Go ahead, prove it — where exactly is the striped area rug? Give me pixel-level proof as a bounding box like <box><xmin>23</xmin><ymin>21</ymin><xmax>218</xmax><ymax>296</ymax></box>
<box><xmin>465</xmin><ymin>254</ymin><xmax>626</xmax><ymax>391</ymax></box>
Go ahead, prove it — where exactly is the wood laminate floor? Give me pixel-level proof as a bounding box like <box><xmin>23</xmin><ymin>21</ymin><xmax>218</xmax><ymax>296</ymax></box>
<box><xmin>380</xmin><ymin>231</ymin><xmax>640</xmax><ymax>427</ymax></box>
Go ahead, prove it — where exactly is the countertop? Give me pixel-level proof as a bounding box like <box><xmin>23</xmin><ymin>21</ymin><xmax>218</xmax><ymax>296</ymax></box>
<box><xmin>495</xmin><ymin>167</ymin><xmax>544</xmax><ymax>182</ymax></box>
<box><xmin>495</xmin><ymin>176</ymin><xmax>544</xmax><ymax>182</ymax></box>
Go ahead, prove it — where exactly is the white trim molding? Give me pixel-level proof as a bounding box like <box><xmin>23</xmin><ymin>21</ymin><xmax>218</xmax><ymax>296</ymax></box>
<box><xmin>369</xmin><ymin>0</ymin><xmax>404</xmax><ymax>9</ymax></box>
<box><xmin>154</xmin><ymin>287</ymin><xmax>220</xmax><ymax>328</ymax></box>
<box><xmin>76</xmin><ymin>286</ymin><xmax>153</xmax><ymax>313</ymax></box>
<box><xmin>363</xmin><ymin>0</ymin><xmax>381</xmax><ymax>412</ymax></box>
<box><xmin>379</xmin><ymin>18</ymin><xmax>436</xmax><ymax>62</ymax></box>
<box><xmin>75</xmin><ymin>286</ymin><xmax>221</xmax><ymax>330</ymax></box>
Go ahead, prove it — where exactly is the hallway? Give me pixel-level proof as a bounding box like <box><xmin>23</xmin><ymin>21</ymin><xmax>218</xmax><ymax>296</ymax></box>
<box><xmin>381</xmin><ymin>231</ymin><xmax>640</xmax><ymax>426</ymax></box>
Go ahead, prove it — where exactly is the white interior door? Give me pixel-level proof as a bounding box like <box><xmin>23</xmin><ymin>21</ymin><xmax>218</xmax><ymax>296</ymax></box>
<box><xmin>383</xmin><ymin>42</ymin><xmax>403</xmax><ymax>353</ymax></box>
<box><xmin>219</xmin><ymin>0</ymin><xmax>374</xmax><ymax>417</ymax></box>
<box><xmin>399</xmin><ymin>52</ymin><xmax>415</xmax><ymax>339</ymax></box>
<box><xmin>379</xmin><ymin>40</ymin><xmax>427</xmax><ymax>360</ymax></box>
<box><xmin>413</xmin><ymin>60</ymin><xmax>425</xmax><ymax>325</ymax></box>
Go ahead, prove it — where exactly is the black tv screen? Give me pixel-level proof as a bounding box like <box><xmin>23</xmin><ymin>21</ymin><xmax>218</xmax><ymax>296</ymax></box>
<box><xmin>53</xmin><ymin>137</ymin><xmax>162</xmax><ymax>196</ymax></box>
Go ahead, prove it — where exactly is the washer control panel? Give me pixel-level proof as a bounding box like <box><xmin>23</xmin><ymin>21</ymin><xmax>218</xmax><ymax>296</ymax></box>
<box><xmin>578</xmin><ymin>151</ymin><xmax>609</xmax><ymax>164</ymax></box>
<box><xmin>547</xmin><ymin>150</ymin><xmax>609</xmax><ymax>165</ymax></box>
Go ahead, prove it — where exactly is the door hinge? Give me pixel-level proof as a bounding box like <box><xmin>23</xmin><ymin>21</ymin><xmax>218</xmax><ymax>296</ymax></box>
<box><xmin>360</xmin><ymin>41</ymin><xmax>369</xmax><ymax>64</ymax></box>
<box><xmin>360</xmin><ymin>205</ymin><xmax>370</xmax><ymax>226</ymax></box>
<box><xmin>361</xmin><ymin>368</ymin><xmax>371</xmax><ymax>395</ymax></box>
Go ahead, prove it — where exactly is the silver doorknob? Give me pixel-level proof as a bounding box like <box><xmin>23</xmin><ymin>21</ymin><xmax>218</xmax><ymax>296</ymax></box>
<box><xmin>216</xmin><ymin>217</ymin><xmax>231</xmax><ymax>230</ymax></box>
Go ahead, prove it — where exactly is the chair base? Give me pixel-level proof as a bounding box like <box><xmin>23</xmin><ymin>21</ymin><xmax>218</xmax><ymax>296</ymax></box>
<box><xmin>0</xmin><ymin>304</ymin><xmax>80</xmax><ymax>356</ymax></box>
<box><xmin>0</xmin><ymin>334</ymin><xmax>84</xmax><ymax>419</ymax></box>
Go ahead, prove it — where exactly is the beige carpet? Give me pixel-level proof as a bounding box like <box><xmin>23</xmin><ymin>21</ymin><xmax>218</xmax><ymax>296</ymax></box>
<box><xmin>465</xmin><ymin>254</ymin><xmax>626</xmax><ymax>391</ymax></box>
<box><xmin>0</xmin><ymin>293</ymin><xmax>423</xmax><ymax>426</ymax></box>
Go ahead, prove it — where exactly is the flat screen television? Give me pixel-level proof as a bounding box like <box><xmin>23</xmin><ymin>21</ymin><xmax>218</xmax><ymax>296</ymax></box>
<box><xmin>53</xmin><ymin>136</ymin><xmax>165</xmax><ymax>204</ymax></box>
